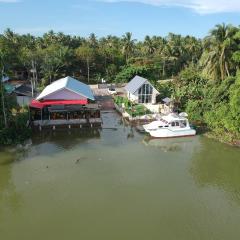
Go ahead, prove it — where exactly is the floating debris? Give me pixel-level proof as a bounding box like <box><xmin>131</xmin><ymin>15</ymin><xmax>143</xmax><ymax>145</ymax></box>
<box><xmin>75</xmin><ymin>157</ymin><xmax>87</xmax><ymax>164</ymax></box>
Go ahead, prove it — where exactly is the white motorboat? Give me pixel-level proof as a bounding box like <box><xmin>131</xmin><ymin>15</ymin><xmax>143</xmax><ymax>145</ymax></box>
<box><xmin>143</xmin><ymin>113</ymin><xmax>196</xmax><ymax>138</ymax></box>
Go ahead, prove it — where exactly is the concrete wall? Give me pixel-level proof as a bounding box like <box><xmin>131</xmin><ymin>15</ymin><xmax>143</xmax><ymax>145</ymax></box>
<box><xmin>143</xmin><ymin>104</ymin><xmax>160</xmax><ymax>113</ymax></box>
<box><xmin>151</xmin><ymin>89</ymin><xmax>159</xmax><ymax>104</ymax></box>
<box><xmin>17</xmin><ymin>96</ymin><xmax>33</xmax><ymax>106</ymax></box>
<box><xmin>127</xmin><ymin>91</ymin><xmax>138</xmax><ymax>103</ymax></box>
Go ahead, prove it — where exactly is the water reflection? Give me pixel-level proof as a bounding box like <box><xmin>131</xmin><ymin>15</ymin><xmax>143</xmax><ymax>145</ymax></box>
<box><xmin>142</xmin><ymin>136</ymin><xmax>198</xmax><ymax>152</ymax></box>
<box><xmin>190</xmin><ymin>137</ymin><xmax>240</xmax><ymax>203</ymax></box>
<box><xmin>32</xmin><ymin>128</ymin><xmax>101</xmax><ymax>149</ymax></box>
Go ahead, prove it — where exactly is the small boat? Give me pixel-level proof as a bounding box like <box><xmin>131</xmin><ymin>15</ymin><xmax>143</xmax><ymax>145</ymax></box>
<box><xmin>142</xmin><ymin>113</ymin><xmax>196</xmax><ymax>138</ymax></box>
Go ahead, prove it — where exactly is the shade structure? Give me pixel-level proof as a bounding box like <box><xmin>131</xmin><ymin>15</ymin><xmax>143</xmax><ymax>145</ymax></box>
<box><xmin>30</xmin><ymin>99</ymin><xmax>88</xmax><ymax>109</ymax></box>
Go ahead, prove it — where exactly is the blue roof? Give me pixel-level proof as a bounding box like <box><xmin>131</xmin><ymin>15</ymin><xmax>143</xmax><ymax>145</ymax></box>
<box><xmin>66</xmin><ymin>77</ymin><xmax>95</xmax><ymax>101</ymax></box>
<box><xmin>125</xmin><ymin>75</ymin><xmax>148</xmax><ymax>94</ymax></box>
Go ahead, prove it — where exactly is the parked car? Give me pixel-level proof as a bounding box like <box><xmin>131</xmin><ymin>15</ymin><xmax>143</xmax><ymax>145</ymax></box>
<box><xmin>108</xmin><ymin>86</ymin><xmax>117</xmax><ymax>95</ymax></box>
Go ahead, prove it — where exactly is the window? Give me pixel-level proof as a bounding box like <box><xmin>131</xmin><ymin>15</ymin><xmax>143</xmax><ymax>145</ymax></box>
<box><xmin>180</xmin><ymin>121</ymin><xmax>187</xmax><ymax>127</ymax></box>
<box><xmin>138</xmin><ymin>83</ymin><xmax>153</xmax><ymax>103</ymax></box>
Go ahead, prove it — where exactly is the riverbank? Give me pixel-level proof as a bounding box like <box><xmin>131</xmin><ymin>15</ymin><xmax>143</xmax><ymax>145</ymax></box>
<box><xmin>193</xmin><ymin>123</ymin><xmax>240</xmax><ymax>147</ymax></box>
<box><xmin>203</xmin><ymin>131</ymin><xmax>240</xmax><ymax>147</ymax></box>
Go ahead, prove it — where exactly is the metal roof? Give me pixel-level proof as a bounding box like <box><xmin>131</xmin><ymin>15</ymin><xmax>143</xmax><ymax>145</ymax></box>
<box><xmin>162</xmin><ymin>97</ymin><xmax>172</xmax><ymax>104</ymax></box>
<box><xmin>125</xmin><ymin>75</ymin><xmax>148</xmax><ymax>94</ymax></box>
<box><xmin>14</xmin><ymin>84</ymin><xmax>36</xmax><ymax>97</ymax></box>
<box><xmin>125</xmin><ymin>75</ymin><xmax>159</xmax><ymax>94</ymax></box>
<box><xmin>36</xmin><ymin>76</ymin><xmax>95</xmax><ymax>101</ymax></box>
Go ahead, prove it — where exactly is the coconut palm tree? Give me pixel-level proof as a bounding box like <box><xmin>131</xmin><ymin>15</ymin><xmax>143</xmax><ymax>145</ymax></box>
<box><xmin>143</xmin><ymin>35</ymin><xmax>156</xmax><ymax>55</ymax></box>
<box><xmin>76</xmin><ymin>44</ymin><xmax>95</xmax><ymax>83</ymax></box>
<box><xmin>122</xmin><ymin>32</ymin><xmax>136</xmax><ymax>63</ymax></box>
<box><xmin>201</xmin><ymin>23</ymin><xmax>238</xmax><ymax>82</ymax></box>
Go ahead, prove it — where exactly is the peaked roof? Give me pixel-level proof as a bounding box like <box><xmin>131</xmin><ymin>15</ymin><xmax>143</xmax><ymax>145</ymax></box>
<box><xmin>125</xmin><ymin>75</ymin><xmax>159</xmax><ymax>94</ymax></box>
<box><xmin>125</xmin><ymin>76</ymin><xmax>147</xmax><ymax>93</ymax></box>
<box><xmin>14</xmin><ymin>84</ymin><xmax>37</xmax><ymax>97</ymax></box>
<box><xmin>36</xmin><ymin>76</ymin><xmax>95</xmax><ymax>101</ymax></box>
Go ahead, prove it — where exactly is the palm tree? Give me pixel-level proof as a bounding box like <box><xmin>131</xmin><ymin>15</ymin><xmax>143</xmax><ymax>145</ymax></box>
<box><xmin>122</xmin><ymin>32</ymin><xmax>136</xmax><ymax>63</ymax></box>
<box><xmin>76</xmin><ymin>44</ymin><xmax>95</xmax><ymax>83</ymax></box>
<box><xmin>143</xmin><ymin>35</ymin><xmax>156</xmax><ymax>55</ymax></box>
<box><xmin>183</xmin><ymin>36</ymin><xmax>202</xmax><ymax>65</ymax></box>
<box><xmin>201</xmin><ymin>23</ymin><xmax>238</xmax><ymax>81</ymax></box>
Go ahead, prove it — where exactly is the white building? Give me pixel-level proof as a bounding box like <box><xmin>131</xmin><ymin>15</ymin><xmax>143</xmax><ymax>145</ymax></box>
<box><xmin>125</xmin><ymin>75</ymin><xmax>159</xmax><ymax>104</ymax></box>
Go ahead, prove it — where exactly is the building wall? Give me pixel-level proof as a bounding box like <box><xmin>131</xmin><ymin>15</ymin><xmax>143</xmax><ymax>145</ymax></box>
<box><xmin>151</xmin><ymin>89</ymin><xmax>159</xmax><ymax>104</ymax></box>
<box><xmin>42</xmin><ymin>88</ymin><xmax>87</xmax><ymax>100</ymax></box>
<box><xmin>127</xmin><ymin>89</ymin><xmax>158</xmax><ymax>104</ymax></box>
<box><xmin>17</xmin><ymin>96</ymin><xmax>33</xmax><ymax>106</ymax></box>
<box><xmin>127</xmin><ymin>91</ymin><xmax>138</xmax><ymax>103</ymax></box>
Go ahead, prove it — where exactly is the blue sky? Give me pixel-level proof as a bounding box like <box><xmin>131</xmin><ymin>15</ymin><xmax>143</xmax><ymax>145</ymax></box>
<box><xmin>0</xmin><ymin>0</ymin><xmax>240</xmax><ymax>39</ymax></box>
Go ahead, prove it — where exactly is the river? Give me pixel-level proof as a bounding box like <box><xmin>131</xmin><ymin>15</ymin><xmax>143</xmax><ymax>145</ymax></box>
<box><xmin>0</xmin><ymin>111</ymin><xmax>240</xmax><ymax>240</ymax></box>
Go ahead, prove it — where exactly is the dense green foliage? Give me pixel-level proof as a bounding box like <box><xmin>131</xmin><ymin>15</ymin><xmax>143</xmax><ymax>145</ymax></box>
<box><xmin>0</xmin><ymin>89</ymin><xmax>31</xmax><ymax>145</ymax></box>
<box><xmin>0</xmin><ymin>23</ymin><xmax>240</xmax><ymax>144</ymax></box>
<box><xmin>176</xmin><ymin>67</ymin><xmax>240</xmax><ymax>142</ymax></box>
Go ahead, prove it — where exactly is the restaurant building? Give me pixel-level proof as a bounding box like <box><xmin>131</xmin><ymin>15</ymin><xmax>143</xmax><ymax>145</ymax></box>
<box><xmin>30</xmin><ymin>76</ymin><xmax>101</xmax><ymax>130</ymax></box>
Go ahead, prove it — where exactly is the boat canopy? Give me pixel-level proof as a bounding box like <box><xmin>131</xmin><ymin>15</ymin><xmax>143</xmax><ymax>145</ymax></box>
<box><xmin>161</xmin><ymin>114</ymin><xmax>186</xmax><ymax>123</ymax></box>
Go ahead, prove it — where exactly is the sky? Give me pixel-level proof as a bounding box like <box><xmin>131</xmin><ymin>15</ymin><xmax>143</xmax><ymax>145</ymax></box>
<box><xmin>0</xmin><ymin>0</ymin><xmax>239</xmax><ymax>39</ymax></box>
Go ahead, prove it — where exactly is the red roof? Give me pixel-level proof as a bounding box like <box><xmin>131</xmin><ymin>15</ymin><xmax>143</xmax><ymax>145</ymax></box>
<box><xmin>30</xmin><ymin>99</ymin><xmax>88</xmax><ymax>109</ymax></box>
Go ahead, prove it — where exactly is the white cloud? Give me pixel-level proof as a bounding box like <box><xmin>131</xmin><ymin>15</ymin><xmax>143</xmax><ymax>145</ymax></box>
<box><xmin>0</xmin><ymin>0</ymin><xmax>21</xmax><ymax>2</ymax></box>
<box><xmin>100</xmin><ymin>0</ymin><xmax>240</xmax><ymax>14</ymax></box>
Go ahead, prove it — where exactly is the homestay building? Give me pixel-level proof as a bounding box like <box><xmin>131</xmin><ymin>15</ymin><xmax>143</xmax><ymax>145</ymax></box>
<box><xmin>30</xmin><ymin>76</ymin><xmax>101</xmax><ymax>129</ymax></box>
<box><xmin>125</xmin><ymin>76</ymin><xmax>159</xmax><ymax>104</ymax></box>
<box><xmin>14</xmin><ymin>84</ymin><xmax>37</xmax><ymax>106</ymax></box>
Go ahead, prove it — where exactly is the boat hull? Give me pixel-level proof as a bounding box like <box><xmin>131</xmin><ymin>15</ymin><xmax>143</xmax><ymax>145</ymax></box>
<box><xmin>146</xmin><ymin>128</ymin><xmax>196</xmax><ymax>138</ymax></box>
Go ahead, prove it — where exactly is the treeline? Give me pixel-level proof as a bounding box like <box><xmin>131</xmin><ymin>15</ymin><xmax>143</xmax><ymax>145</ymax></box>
<box><xmin>0</xmin><ymin>29</ymin><xmax>202</xmax><ymax>85</ymax></box>
<box><xmin>171</xmin><ymin>24</ymin><xmax>240</xmax><ymax>143</ymax></box>
<box><xmin>0</xmin><ymin>23</ymin><xmax>240</xmax><ymax>145</ymax></box>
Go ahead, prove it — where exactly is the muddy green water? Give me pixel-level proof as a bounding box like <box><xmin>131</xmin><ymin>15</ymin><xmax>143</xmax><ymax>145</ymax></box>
<box><xmin>0</xmin><ymin>112</ymin><xmax>240</xmax><ymax>240</ymax></box>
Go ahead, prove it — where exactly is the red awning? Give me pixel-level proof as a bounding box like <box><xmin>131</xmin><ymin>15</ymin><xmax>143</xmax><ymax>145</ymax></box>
<box><xmin>30</xmin><ymin>99</ymin><xmax>88</xmax><ymax>109</ymax></box>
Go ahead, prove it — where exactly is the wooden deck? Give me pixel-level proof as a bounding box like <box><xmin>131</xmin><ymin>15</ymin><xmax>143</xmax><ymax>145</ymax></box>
<box><xmin>32</xmin><ymin>118</ymin><xmax>102</xmax><ymax>130</ymax></box>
